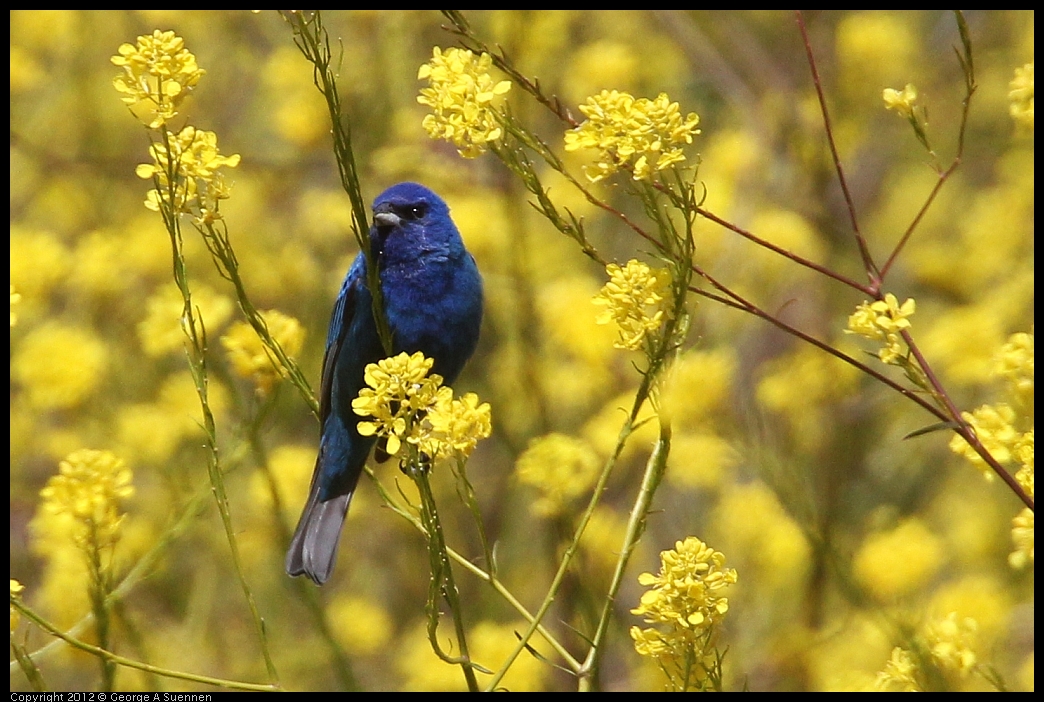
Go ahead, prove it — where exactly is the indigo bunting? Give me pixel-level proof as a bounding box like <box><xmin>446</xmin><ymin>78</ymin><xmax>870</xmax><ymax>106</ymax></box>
<box><xmin>286</xmin><ymin>182</ymin><xmax>483</xmax><ymax>584</ymax></box>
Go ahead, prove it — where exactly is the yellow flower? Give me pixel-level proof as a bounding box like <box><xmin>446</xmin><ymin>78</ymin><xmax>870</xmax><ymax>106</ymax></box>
<box><xmin>630</xmin><ymin>537</ymin><xmax>737</xmax><ymax>690</ymax></box>
<box><xmin>136</xmin><ymin>126</ymin><xmax>240</xmax><ymax>214</ymax></box>
<box><xmin>352</xmin><ymin>352</ymin><xmax>445</xmax><ymax>457</ymax></box>
<box><xmin>882</xmin><ymin>83</ymin><xmax>918</xmax><ymax>118</ymax></box>
<box><xmin>1009</xmin><ymin>62</ymin><xmax>1034</xmax><ymax>130</ymax></box>
<box><xmin>10</xmin><ymin>285</ymin><xmax>20</xmax><ymax>327</ymax></box>
<box><xmin>13</xmin><ymin>323</ymin><xmax>109</xmax><ymax>409</ymax></box>
<box><xmin>1014</xmin><ymin>429</ymin><xmax>1034</xmax><ymax>495</ymax></box>
<box><xmin>1009</xmin><ymin>507</ymin><xmax>1034</xmax><ymax>569</ymax></box>
<box><xmin>220</xmin><ymin>310</ymin><xmax>305</xmax><ymax>395</ymax></box>
<box><xmin>853</xmin><ymin>518</ymin><xmax>943</xmax><ymax>601</ymax></box>
<box><xmin>593</xmin><ymin>259</ymin><xmax>672</xmax><ymax>351</ymax></box>
<box><xmin>994</xmin><ymin>331</ymin><xmax>1033</xmax><ymax>406</ymax></box>
<box><xmin>417</xmin><ymin>47</ymin><xmax>512</xmax><ymax>158</ymax></box>
<box><xmin>564</xmin><ymin>90</ymin><xmax>700</xmax><ymax>182</ymax></box>
<box><xmin>425</xmin><ymin>391</ymin><xmax>492</xmax><ymax>459</ymax></box>
<box><xmin>516</xmin><ymin>433</ymin><xmax>601</xmax><ymax>517</ymax></box>
<box><xmin>948</xmin><ymin>403</ymin><xmax>1020</xmax><ymax>479</ymax></box>
<box><xmin>111</xmin><ymin>30</ymin><xmax>205</xmax><ymax>128</ymax></box>
<box><xmin>872</xmin><ymin>647</ymin><xmax>922</xmax><ymax>692</ymax></box>
<box><xmin>10</xmin><ymin>580</ymin><xmax>24</xmax><ymax>632</ymax></box>
<box><xmin>137</xmin><ymin>283</ymin><xmax>234</xmax><ymax>357</ymax></box>
<box><xmin>38</xmin><ymin>449</ymin><xmax>134</xmax><ymax>550</ymax></box>
<box><xmin>353</xmin><ymin>352</ymin><xmax>492</xmax><ymax>462</ymax></box>
<box><xmin>924</xmin><ymin>612</ymin><xmax>978</xmax><ymax>675</ymax></box>
<box><xmin>326</xmin><ymin>594</ymin><xmax>393</xmax><ymax>656</ymax></box>
<box><xmin>845</xmin><ymin>293</ymin><xmax>915</xmax><ymax>364</ymax></box>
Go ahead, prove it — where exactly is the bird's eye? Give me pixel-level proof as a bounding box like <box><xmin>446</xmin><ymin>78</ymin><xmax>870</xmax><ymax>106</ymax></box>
<box><xmin>408</xmin><ymin>204</ymin><xmax>427</xmax><ymax>220</ymax></box>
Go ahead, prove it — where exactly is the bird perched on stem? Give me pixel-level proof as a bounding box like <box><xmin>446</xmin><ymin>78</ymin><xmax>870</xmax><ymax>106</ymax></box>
<box><xmin>286</xmin><ymin>182</ymin><xmax>483</xmax><ymax>584</ymax></box>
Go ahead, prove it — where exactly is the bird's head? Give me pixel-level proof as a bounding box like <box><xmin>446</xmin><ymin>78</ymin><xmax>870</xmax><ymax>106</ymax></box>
<box><xmin>369</xmin><ymin>182</ymin><xmax>462</xmax><ymax>264</ymax></box>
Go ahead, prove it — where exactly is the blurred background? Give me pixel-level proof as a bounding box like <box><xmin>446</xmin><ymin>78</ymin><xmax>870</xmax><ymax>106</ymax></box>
<box><xmin>10</xmin><ymin>10</ymin><xmax>1034</xmax><ymax>691</ymax></box>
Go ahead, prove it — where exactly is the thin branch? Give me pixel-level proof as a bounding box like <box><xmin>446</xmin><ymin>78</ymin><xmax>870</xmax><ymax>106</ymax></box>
<box><xmin>695</xmin><ymin>205</ymin><xmax>875</xmax><ymax>295</ymax></box>
<box><xmin>794</xmin><ymin>10</ymin><xmax>880</xmax><ymax>287</ymax></box>
<box><xmin>879</xmin><ymin>11</ymin><xmax>978</xmax><ymax>280</ymax></box>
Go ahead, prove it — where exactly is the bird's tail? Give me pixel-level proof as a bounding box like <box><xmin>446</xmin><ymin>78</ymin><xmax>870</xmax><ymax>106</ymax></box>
<box><xmin>285</xmin><ymin>474</ymin><xmax>352</xmax><ymax>585</ymax></box>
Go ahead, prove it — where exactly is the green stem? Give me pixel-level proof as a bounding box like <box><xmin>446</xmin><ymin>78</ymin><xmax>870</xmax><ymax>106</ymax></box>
<box><xmin>484</xmin><ymin>375</ymin><xmax>655</xmax><ymax>691</ymax></box>
<box><xmin>11</xmin><ymin>600</ymin><xmax>279</xmax><ymax>692</ymax></box>
<box><xmin>365</xmin><ymin>466</ymin><xmax>580</xmax><ymax>671</ymax></box>
<box><xmin>284</xmin><ymin>10</ymin><xmax>392</xmax><ymax>356</ymax></box>
<box><xmin>412</xmin><ymin>461</ymin><xmax>479</xmax><ymax>692</ymax></box>
<box><xmin>153</xmin><ymin>136</ymin><xmax>280</xmax><ymax>686</ymax></box>
<box><xmin>578</xmin><ymin>423</ymin><xmax>672</xmax><ymax>690</ymax></box>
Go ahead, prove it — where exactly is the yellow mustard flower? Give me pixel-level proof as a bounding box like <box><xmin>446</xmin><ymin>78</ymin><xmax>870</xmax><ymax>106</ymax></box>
<box><xmin>1009</xmin><ymin>507</ymin><xmax>1034</xmax><ymax>569</ymax></box>
<box><xmin>630</xmin><ymin>537</ymin><xmax>737</xmax><ymax>691</ymax></box>
<box><xmin>1014</xmin><ymin>429</ymin><xmax>1034</xmax><ymax>492</ymax></box>
<box><xmin>137</xmin><ymin>283</ymin><xmax>234</xmax><ymax>357</ymax></box>
<box><xmin>136</xmin><ymin>125</ymin><xmax>240</xmax><ymax>215</ymax></box>
<box><xmin>924</xmin><ymin>612</ymin><xmax>978</xmax><ymax>676</ymax></box>
<box><xmin>948</xmin><ymin>403</ymin><xmax>1020</xmax><ymax>479</ymax></box>
<box><xmin>845</xmin><ymin>293</ymin><xmax>915</xmax><ymax>364</ymax></box>
<box><xmin>872</xmin><ymin>646</ymin><xmax>922</xmax><ymax>692</ymax></box>
<box><xmin>417</xmin><ymin>47</ymin><xmax>512</xmax><ymax>158</ymax></box>
<box><xmin>882</xmin><ymin>83</ymin><xmax>918</xmax><ymax>118</ymax></box>
<box><xmin>994</xmin><ymin>330</ymin><xmax>1033</xmax><ymax>406</ymax></box>
<box><xmin>39</xmin><ymin>449</ymin><xmax>134</xmax><ymax>550</ymax></box>
<box><xmin>10</xmin><ymin>285</ymin><xmax>20</xmax><ymax>327</ymax></box>
<box><xmin>220</xmin><ymin>310</ymin><xmax>305</xmax><ymax>395</ymax></box>
<box><xmin>13</xmin><ymin>323</ymin><xmax>109</xmax><ymax>410</ymax></box>
<box><xmin>10</xmin><ymin>227</ymin><xmax>71</xmax><ymax>304</ymax></box>
<box><xmin>564</xmin><ymin>89</ymin><xmax>700</xmax><ymax>182</ymax></box>
<box><xmin>353</xmin><ymin>352</ymin><xmax>443</xmax><ymax>457</ymax></box>
<box><xmin>593</xmin><ymin>259</ymin><xmax>672</xmax><ymax>351</ymax></box>
<box><xmin>111</xmin><ymin>29</ymin><xmax>205</xmax><ymax>129</ymax></box>
<box><xmin>516</xmin><ymin>433</ymin><xmax>601</xmax><ymax>517</ymax></box>
<box><xmin>352</xmin><ymin>351</ymin><xmax>490</xmax><ymax>461</ymax></box>
<box><xmin>425</xmin><ymin>390</ymin><xmax>492</xmax><ymax>459</ymax></box>
<box><xmin>326</xmin><ymin>594</ymin><xmax>393</xmax><ymax>656</ymax></box>
<box><xmin>10</xmin><ymin>580</ymin><xmax>24</xmax><ymax>632</ymax></box>
<box><xmin>1009</xmin><ymin>62</ymin><xmax>1034</xmax><ymax>130</ymax></box>
<box><xmin>853</xmin><ymin>518</ymin><xmax>943</xmax><ymax>601</ymax></box>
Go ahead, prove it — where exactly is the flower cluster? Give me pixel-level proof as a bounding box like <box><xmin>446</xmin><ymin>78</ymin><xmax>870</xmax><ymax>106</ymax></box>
<box><xmin>352</xmin><ymin>351</ymin><xmax>491</xmax><ymax>461</ymax></box>
<box><xmin>845</xmin><ymin>293</ymin><xmax>915</xmax><ymax>364</ymax></box>
<box><xmin>38</xmin><ymin>449</ymin><xmax>134</xmax><ymax>549</ymax></box>
<box><xmin>948</xmin><ymin>403</ymin><xmax>1020</xmax><ymax>479</ymax></box>
<box><xmin>947</xmin><ymin>331</ymin><xmax>1033</xmax><ymax>569</ymax></box>
<box><xmin>872</xmin><ymin>613</ymin><xmax>980</xmax><ymax>691</ymax></box>
<box><xmin>515</xmin><ymin>433</ymin><xmax>601</xmax><ymax>517</ymax></box>
<box><xmin>994</xmin><ymin>331</ymin><xmax>1033</xmax><ymax>406</ymax></box>
<box><xmin>135</xmin><ymin>125</ymin><xmax>240</xmax><ymax>217</ymax></box>
<box><xmin>882</xmin><ymin>83</ymin><xmax>918</xmax><ymax>119</ymax></box>
<box><xmin>10</xmin><ymin>285</ymin><xmax>20</xmax><ymax>327</ymax></box>
<box><xmin>1009</xmin><ymin>507</ymin><xmax>1034</xmax><ymax>569</ymax></box>
<box><xmin>111</xmin><ymin>29</ymin><xmax>205</xmax><ymax>129</ymax></box>
<box><xmin>630</xmin><ymin>537</ymin><xmax>737</xmax><ymax>690</ymax></box>
<box><xmin>872</xmin><ymin>646</ymin><xmax>922</xmax><ymax>692</ymax></box>
<box><xmin>1009</xmin><ymin>62</ymin><xmax>1034</xmax><ymax>130</ymax></box>
<box><xmin>564</xmin><ymin>90</ymin><xmax>701</xmax><ymax>182</ymax></box>
<box><xmin>220</xmin><ymin>310</ymin><xmax>305</xmax><ymax>395</ymax></box>
<box><xmin>425</xmin><ymin>391</ymin><xmax>492</xmax><ymax>458</ymax></box>
<box><xmin>417</xmin><ymin>47</ymin><xmax>512</xmax><ymax>158</ymax></box>
<box><xmin>923</xmin><ymin>612</ymin><xmax>979</xmax><ymax>675</ymax></box>
<box><xmin>593</xmin><ymin>259</ymin><xmax>672</xmax><ymax>351</ymax></box>
<box><xmin>10</xmin><ymin>580</ymin><xmax>24</xmax><ymax>632</ymax></box>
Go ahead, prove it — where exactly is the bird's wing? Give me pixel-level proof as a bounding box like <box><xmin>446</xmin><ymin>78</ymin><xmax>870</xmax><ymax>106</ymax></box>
<box><xmin>319</xmin><ymin>261</ymin><xmax>361</xmax><ymax>426</ymax></box>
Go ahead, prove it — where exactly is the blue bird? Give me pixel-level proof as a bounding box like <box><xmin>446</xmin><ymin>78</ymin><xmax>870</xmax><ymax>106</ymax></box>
<box><xmin>286</xmin><ymin>182</ymin><xmax>483</xmax><ymax>584</ymax></box>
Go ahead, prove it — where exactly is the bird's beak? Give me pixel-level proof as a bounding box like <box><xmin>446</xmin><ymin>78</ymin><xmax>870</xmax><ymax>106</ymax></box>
<box><xmin>373</xmin><ymin>211</ymin><xmax>402</xmax><ymax>229</ymax></box>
